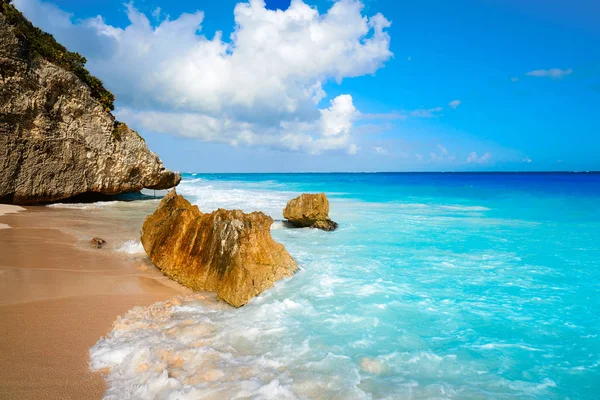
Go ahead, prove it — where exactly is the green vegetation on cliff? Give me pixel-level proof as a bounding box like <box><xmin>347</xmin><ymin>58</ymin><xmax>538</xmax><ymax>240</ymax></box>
<box><xmin>1</xmin><ymin>0</ymin><xmax>115</xmax><ymax>112</ymax></box>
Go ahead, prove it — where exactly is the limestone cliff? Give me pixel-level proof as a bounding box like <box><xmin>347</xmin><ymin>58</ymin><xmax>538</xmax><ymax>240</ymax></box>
<box><xmin>141</xmin><ymin>191</ymin><xmax>298</xmax><ymax>307</ymax></box>
<box><xmin>0</xmin><ymin>3</ymin><xmax>180</xmax><ymax>204</ymax></box>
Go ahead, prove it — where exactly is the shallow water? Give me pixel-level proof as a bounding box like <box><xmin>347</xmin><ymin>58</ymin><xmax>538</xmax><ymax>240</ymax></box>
<box><xmin>90</xmin><ymin>173</ymin><xmax>600</xmax><ymax>399</ymax></box>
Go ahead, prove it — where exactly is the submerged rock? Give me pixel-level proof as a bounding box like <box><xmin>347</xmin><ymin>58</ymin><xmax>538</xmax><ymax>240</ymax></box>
<box><xmin>283</xmin><ymin>193</ymin><xmax>338</xmax><ymax>231</ymax></box>
<box><xmin>0</xmin><ymin>6</ymin><xmax>180</xmax><ymax>204</ymax></box>
<box><xmin>141</xmin><ymin>191</ymin><xmax>298</xmax><ymax>307</ymax></box>
<box><xmin>90</xmin><ymin>237</ymin><xmax>106</xmax><ymax>249</ymax></box>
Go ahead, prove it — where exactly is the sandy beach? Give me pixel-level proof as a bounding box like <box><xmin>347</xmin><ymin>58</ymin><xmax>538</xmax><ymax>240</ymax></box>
<box><xmin>0</xmin><ymin>202</ymin><xmax>188</xmax><ymax>400</ymax></box>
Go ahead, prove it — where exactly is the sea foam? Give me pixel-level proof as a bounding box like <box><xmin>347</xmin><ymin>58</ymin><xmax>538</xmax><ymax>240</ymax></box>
<box><xmin>116</xmin><ymin>239</ymin><xmax>145</xmax><ymax>254</ymax></box>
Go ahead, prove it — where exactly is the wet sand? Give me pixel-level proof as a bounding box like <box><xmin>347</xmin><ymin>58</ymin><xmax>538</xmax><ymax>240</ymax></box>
<box><xmin>0</xmin><ymin>202</ymin><xmax>188</xmax><ymax>399</ymax></box>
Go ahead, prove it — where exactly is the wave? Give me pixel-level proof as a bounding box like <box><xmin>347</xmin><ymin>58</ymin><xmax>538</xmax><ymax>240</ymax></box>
<box><xmin>115</xmin><ymin>239</ymin><xmax>145</xmax><ymax>255</ymax></box>
<box><xmin>177</xmin><ymin>179</ymin><xmax>297</xmax><ymax>218</ymax></box>
<box><xmin>90</xmin><ymin>295</ymin><xmax>372</xmax><ymax>400</ymax></box>
<box><xmin>47</xmin><ymin>201</ymin><xmax>119</xmax><ymax>210</ymax></box>
<box><xmin>439</xmin><ymin>205</ymin><xmax>491</xmax><ymax>212</ymax></box>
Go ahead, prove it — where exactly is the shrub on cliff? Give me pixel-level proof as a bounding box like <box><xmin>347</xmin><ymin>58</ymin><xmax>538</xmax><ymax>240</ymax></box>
<box><xmin>1</xmin><ymin>0</ymin><xmax>115</xmax><ymax>112</ymax></box>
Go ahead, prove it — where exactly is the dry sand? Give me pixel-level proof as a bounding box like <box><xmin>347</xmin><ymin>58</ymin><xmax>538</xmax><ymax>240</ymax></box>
<box><xmin>0</xmin><ymin>202</ymin><xmax>188</xmax><ymax>400</ymax></box>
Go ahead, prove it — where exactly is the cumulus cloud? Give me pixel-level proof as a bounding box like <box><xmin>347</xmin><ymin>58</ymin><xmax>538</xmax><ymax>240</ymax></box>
<box><xmin>448</xmin><ymin>100</ymin><xmax>461</xmax><ymax>109</ymax></box>
<box><xmin>14</xmin><ymin>0</ymin><xmax>393</xmax><ymax>154</ymax></box>
<box><xmin>467</xmin><ymin>152</ymin><xmax>491</xmax><ymax>163</ymax></box>
<box><xmin>522</xmin><ymin>157</ymin><xmax>532</xmax><ymax>163</ymax></box>
<box><xmin>526</xmin><ymin>68</ymin><xmax>573</xmax><ymax>79</ymax></box>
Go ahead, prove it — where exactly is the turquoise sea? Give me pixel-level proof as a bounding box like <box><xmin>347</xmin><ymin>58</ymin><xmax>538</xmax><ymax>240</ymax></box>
<box><xmin>91</xmin><ymin>172</ymin><xmax>600</xmax><ymax>399</ymax></box>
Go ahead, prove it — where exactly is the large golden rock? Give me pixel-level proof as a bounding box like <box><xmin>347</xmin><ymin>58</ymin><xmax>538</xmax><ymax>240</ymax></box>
<box><xmin>283</xmin><ymin>193</ymin><xmax>338</xmax><ymax>231</ymax></box>
<box><xmin>141</xmin><ymin>191</ymin><xmax>297</xmax><ymax>307</ymax></box>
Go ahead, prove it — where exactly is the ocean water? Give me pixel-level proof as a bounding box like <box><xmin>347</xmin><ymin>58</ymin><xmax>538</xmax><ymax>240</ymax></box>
<box><xmin>90</xmin><ymin>173</ymin><xmax>600</xmax><ymax>399</ymax></box>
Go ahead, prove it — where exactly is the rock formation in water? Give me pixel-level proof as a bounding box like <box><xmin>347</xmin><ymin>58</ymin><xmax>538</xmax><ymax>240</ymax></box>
<box><xmin>141</xmin><ymin>190</ymin><xmax>298</xmax><ymax>307</ymax></box>
<box><xmin>0</xmin><ymin>2</ymin><xmax>180</xmax><ymax>204</ymax></box>
<box><xmin>283</xmin><ymin>193</ymin><xmax>338</xmax><ymax>231</ymax></box>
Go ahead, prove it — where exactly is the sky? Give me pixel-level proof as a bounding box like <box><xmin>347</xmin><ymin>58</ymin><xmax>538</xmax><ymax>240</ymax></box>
<box><xmin>12</xmin><ymin>0</ymin><xmax>600</xmax><ymax>172</ymax></box>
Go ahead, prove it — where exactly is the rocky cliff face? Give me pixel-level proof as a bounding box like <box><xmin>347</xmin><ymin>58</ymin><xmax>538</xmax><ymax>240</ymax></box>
<box><xmin>141</xmin><ymin>191</ymin><xmax>298</xmax><ymax>307</ymax></box>
<box><xmin>0</xmin><ymin>7</ymin><xmax>180</xmax><ymax>204</ymax></box>
<box><xmin>283</xmin><ymin>193</ymin><xmax>338</xmax><ymax>231</ymax></box>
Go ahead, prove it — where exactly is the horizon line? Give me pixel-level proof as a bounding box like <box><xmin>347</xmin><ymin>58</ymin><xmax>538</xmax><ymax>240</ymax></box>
<box><xmin>180</xmin><ymin>171</ymin><xmax>600</xmax><ymax>174</ymax></box>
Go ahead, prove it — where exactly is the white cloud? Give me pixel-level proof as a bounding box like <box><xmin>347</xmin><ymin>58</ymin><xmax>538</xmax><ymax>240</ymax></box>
<box><xmin>320</xmin><ymin>95</ymin><xmax>357</xmax><ymax>137</ymax></box>
<box><xmin>374</xmin><ymin>146</ymin><xmax>387</xmax><ymax>154</ymax></box>
<box><xmin>510</xmin><ymin>77</ymin><xmax>519</xmax><ymax>82</ymax></box>
<box><xmin>362</xmin><ymin>105</ymin><xmax>449</xmax><ymax>121</ymax></box>
<box><xmin>151</xmin><ymin>7</ymin><xmax>161</xmax><ymax>20</ymax></box>
<box><xmin>467</xmin><ymin>152</ymin><xmax>491</xmax><ymax>164</ymax></box>
<box><xmin>526</xmin><ymin>68</ymin><xmax>573</xmax><ymax>79</ymax></box>
<box><xmin>119</xmin><ymin>93</ymin><xmax>359</xmax><ymax>154</ymax></box>
<box><xmin>14</xmin><ymin>0</ymin><xmax>392</xmax><ymax>154</ymax></box>
<box><xmin>410</xmin><ymin>107</ymin><xmax>443</xmax><ymax>118</ymax></box>
<box><xmin>448</xmin><ymin>100</ymin><xmax>461</xmax><ymax>109</ymax></box>
<box><xmin>428</xmin><ymin>144</ymin><xmax>454</xmax><ymax>162</ymax></box>
<box><xmin>522</xmin><ymin>157</ymin><xmax>532</xmax><ymax>163</ymax></box>
<box><xmin>360</xmin><ymin>111</ymin><xmax>406</xmax><ymax>121</ymax></box>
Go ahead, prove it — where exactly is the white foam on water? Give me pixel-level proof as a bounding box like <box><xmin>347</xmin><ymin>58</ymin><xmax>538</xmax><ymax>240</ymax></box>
<box><xmin>439</xmin><ymin>205</ymin><xmax>491</xmax><ymax>212</ymax></box>
<box><xmin>90</xmin><ymin>295</ymin><xmax>371</xmax><ymax>400</ymax></box>
<box><xmin>472</xmin><ymin>343</ymin><xmax>543</xmax><ymax>352</ymax></box>
<box><xmin>116</xmin><ymin>240</ymin><xmax>145</xmax><ymax>255</ymax></box>
<box><xmin>47</xmin><ymin>201</ymin><xmax>119</xmax><ymax>210</ymax></box>
<box><xmin>177</xmin><ymin>178</ymin><xmax>296</xmax><ymax>218</ymax></box>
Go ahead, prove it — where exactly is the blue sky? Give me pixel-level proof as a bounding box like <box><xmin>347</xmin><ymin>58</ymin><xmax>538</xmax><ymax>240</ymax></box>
<box><xmin>14</xmin><ymin>0</ymin><xmax>600</xmax><ymax>172</ymax></box>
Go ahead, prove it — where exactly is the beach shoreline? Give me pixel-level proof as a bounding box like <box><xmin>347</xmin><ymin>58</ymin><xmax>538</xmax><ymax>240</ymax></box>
<box><xmin>0</xmin><ymin>202</ymin><xmax>189</xmax><ymax>400</ymax></box>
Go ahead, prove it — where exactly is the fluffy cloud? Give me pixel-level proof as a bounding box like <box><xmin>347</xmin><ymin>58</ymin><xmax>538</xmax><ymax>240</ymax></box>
<box><xmin>526</xmin><ymin>68</ymin><xmax>573</xmax><ymax>79</ymax></box>
<box><xmin>448</xmin><ymin>100</ymin><xmax>461</xmax><ymax>109</ymax></box>
<box><xmin>467</xmin><ymin>152</ymin><xmax>491</xmax><ymax>163</ymax></box>
<box><xmin>14</xmin><ymin>0</ymin><xmax>392</xmax><ymax>154</ymax></box>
